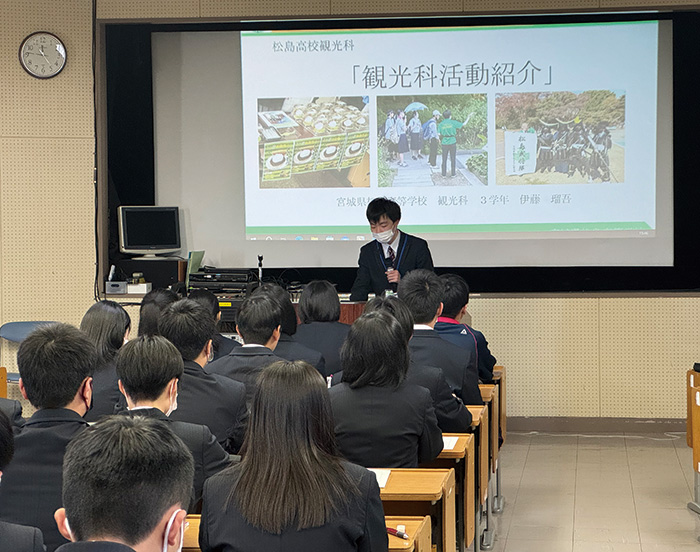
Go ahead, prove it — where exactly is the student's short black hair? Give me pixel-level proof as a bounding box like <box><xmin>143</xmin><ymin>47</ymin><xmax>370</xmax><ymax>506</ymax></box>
<box><xmin>18</xmin><ymin>323</ymin><xmax>97</xmax><ymax>410</ymax></box>
<box><xmin>440</xmin><ymin>274</ymin><xmax>470</xmax><ymax>320</ymax></box>
<box><xmin>159</xmin><ymin>299</ymin><xmax>215</xmax><ymax>361</ymax></box>
<box><xmin>340</xmin><ymin>311</ymin><xmax>408</xmax><ymax>389</ymax></box>
<box><xmin>236</xmin><ymin>294</ymin><xmax>283</xmax><ymax>345</ymax></box>
<box><xmin>397</xmin><ymin>269</ymin><xmax>444</xmax><ymax>325</ymax></box>
<box><xmin>298</xmin><ymin>280</ymin><xmax>340</xmax><ymax>324</ymax></box>
<box><xmin>62</xmin><ymin>416</ymin><xmax>194</xmax><ymax>544</ymax></box>
<box><xmin>138</xmin><ymin>288</ymin><xmax>179</xmax><ymax>337</ymax></box>
<box><xmin>116</xmin><ymin>336</ymin><xmax>184</xmax><ymax>402</ymax></box>
<box><xmin>80</xmin><ymin>300</ymin><xmax>131</xmax><ymax>365</ymax></box>
<box><xmin>366</xmin><ymin>197</ymin><xmax>401</xmax><ymax>224</ymax></box>
<box><xmin>363</xmin><ymin>295</ymin><xmax>413</xmax><ymax>345</ymax></box>
<box><xmin>0</xmin><ymin>409</ymin><xmax>14</xmax><ymax>471</ymax></box>
<box><xmin>188</xmin><ymin>289</ymin><xmax>220</xmax><ymax>319</ymax></box>
<box><xmin>252</xmin><ymin>284</ymin><xmax>296</xmax><ymax>335</ymax></box>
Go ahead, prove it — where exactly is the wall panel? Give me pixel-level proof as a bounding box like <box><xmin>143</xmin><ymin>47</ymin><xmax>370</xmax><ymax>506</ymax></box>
<box><xmin>201</xmin><ymin>0</ymin><xmax>332</xmax><ymax>18</ymax></box>
<box><xmin>97</xmin><ymin>0</ymin><xmax>199</xmax><ymax>20</ymax></box>
<box><xmin>463</xmin><ymin>0</ymin><xmax>598</xmax><ymax>11</ymax></box>
<box><xmin>331</xmin><ymin>0</ymin><xmax>461</xmax><ymax>15</ymax></box>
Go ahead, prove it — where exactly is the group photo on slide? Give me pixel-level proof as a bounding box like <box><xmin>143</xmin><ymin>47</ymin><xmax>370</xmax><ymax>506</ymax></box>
<box><xmin>377</xmin><ymin>94</ymin><xmax>487</xmax><ymax>188</ymax></box>
<box><xmin>495</xmin><ymin>90</ymin><xmax>626</xmax><ymax>185</ymax></box>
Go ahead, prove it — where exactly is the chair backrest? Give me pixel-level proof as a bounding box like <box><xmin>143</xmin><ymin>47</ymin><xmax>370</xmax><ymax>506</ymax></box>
<box><xmin>183</xmin><ymin>514</ymin><xmax>201</xmax><ymax>552</ymax></box>
<box><xmin>0</xmin><ymin>321</ymin><xmax>57</xmax><ymax>343</ymax></box>
<box><xmin>0</xmin><ymin>366</ymin><xmax>6</xmax><ymax>399</ymax></box>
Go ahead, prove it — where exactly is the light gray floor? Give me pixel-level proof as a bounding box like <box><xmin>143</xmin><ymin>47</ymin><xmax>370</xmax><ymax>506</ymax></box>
<box><xmin>489</xmin><ymin>431</ymin><xmax>700</xmax><ymax>552</ymax></box>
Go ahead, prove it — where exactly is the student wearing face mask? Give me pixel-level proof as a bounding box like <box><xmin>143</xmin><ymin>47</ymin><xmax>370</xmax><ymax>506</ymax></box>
<box><xmin>0</xmin><ymin>323</ymin><xmax>97</xmax><ymax>552</ymax></box>
<box><xmin>349</xmin><ymin>197</ymin><xmax>434</xmax><ymax>301</ymax></box>
<box><xmin>54</xmin><ymin>415</ymin><xmax>194</xmax><ymax>552</ymax></box>
<box><xmin>116</xmin><ymin>335</ymin><xmax>233</xmax><ymax>513</ymax></box>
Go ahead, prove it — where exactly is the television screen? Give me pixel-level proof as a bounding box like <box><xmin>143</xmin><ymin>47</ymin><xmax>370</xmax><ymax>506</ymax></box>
<box><xmin>118</xmin><ymin>206</ymin><xmax>181</xmax><ymax>256</ymax></box>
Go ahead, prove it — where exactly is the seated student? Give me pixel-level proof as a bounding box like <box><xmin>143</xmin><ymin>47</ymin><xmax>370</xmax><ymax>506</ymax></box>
<box><xmin>435</xmin><ymin>274</ymin><xmax>496</xmax><ymax>383</ymax></box>
<box><xmin>200</xmin><ymin>360</ymin><xmax>388</xmax><ymax>552</ymax></box>
<box><xmin>0</xmin><ymin>409</ymin><xmax>45</xmax><ymax>552</ymax></box>
<box><xmin>138</xmin><ymin>288</ymin><xmax>178</xmax><ymax>337</ymax></box>
<box><xmin>80</xmin><ymin>300</ymin><xmax>132</xmax><ymax>421</ymax></box>
<box><xmin>116</xmin><ymin>335</ymin><xmax>232</xmax><ymax>511</ymax></box>
<box><xmin>0</xmin><ymin>397</ymin><xmax>25</xmax><ymax>428</ymax></box>
<box><xmin>54</xmin><ymin>416</ymin><xmax>194</xmax><ymax>552</ymax></box>
<box><xmin>207</xmin><ymin>294</ymin><xmax>286</xmax><ymax>404</ymax></box>
<box><xmin>158</xmin><ymin>299</ymin><xmax>248</xmax><ymax>454</ymax></box>
<box><xmin>295</xmin><ymin>280</ymin><xmax>350</xmax><ymax>376</ymax></box>
<box><xmin>251</xmin><ymin>284</ymin><xmax>326</xmax><ymax>376</ymax></box>
<box><xmin>397</xmin><ymin>270</ymin><xmax>482</xmax><ymax>406</ymax></box>
<box><xmin>188</xmin><ymin>289</ymin><xmax>240</xmax><ymax>361</ymax></box>
<box><xmin>0</xmin><ymin>323</ymin><xmax>96</xmax><ymax>552</ymax></box>
<box><xmin>363</xmin><ymin>295</ymin><xmax>472</xmax><ymax>433</ymax></box>
<box><xmin>329</xmin><ymin>311</ymin><xmax>442</xmax><ymax>468</ymax></box>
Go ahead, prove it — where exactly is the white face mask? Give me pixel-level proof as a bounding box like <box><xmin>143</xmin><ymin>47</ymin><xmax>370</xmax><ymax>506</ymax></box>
<box><xmin>163</xmin><ymin>508</ymin><xmax>184</xmax><ymax>552</ymax></box>
<box><xmin>372</xmin><ymin>229</ymin><xmax>395</xmax><ymax>244</ymax></box>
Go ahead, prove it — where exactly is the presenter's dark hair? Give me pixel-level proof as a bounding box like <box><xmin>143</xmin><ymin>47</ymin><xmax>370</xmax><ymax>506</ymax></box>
<box><xmin>188</xmin><ymin>289</ymin><xmax>220</xmax><ymax>319</ymax></box>
<box><xmin>397</xmin><ymin>269</ymin><xmax>444</xmax><ymax>325</ymax></box>
<box><xmin>231</xmin><ymin>360</ymin><xmax>356</xmax><ymax>533</ymax></box>
<box><xmin>18</xmin><ymin>323</ymin><xmax>97</xmax><ymax>410</ymax></box>
<box><xmin>298</xmin><ymin>280</ymin><xmax>340</xmax><ymax>323</ymax></box>
<box><xmin>366</xmin><ymin>197</ymin><xmax>401</xmax><ymax>224</ymax></box>
<box><xmin>80</xmin><ymin>300</ymin><xmax>131</xmax><ymax>365</ymax></box>
<box><xmin>364</xmin><ymin>295</ymin><xmax>413</xmax><ymax>345</ymax></box>
<box><xmin>116</xmin><ymin>336</ymin><xmax>184</xmax><ymax>402</ymax></box>
<box><xmin>159</xmin><ymin>299</ymin><xmax>215</xmax><ymax>361</ymax></box>
<box><xmin>62</xmin><ymin>416</ymin><xmax>193</xmax><ymax>544</ymax></box>
<box><xmin>440</xmin><ymin>274</ymin><xmax>470</xmax><ymax>320</ymax></box>
<box><xmin>0</xmin><ymin>410</ymin><xmax>13</xmax><ymax>471</ymax></box>
<box><xmin>138</xmin><ymin>288</ymin><xmax>178</xmax><ymax>337</ymax></box>
<box><xmin>252</xmin><ymin>283</ymin><xmax>297</xmax><ymax>335</ymax></box>
<box><xmin>341</xmin><ymin>311</ymin><xmax>408</xmax><ymax>389</ymax></box>
<box><xmin>237</xmin><ymin>294</ymin><xmax>283</xmax><ymax>345</ymax></box>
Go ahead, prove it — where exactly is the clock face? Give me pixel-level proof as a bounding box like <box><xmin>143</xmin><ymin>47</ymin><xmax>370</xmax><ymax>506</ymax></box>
<box><xmin>19</xmin><ymin>32</ymin><xmax>66</xmax><ymax>79</ymax></box>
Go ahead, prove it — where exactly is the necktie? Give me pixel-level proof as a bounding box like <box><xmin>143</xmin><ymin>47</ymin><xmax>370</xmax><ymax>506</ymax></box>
<box><xmin>387</xmin><ymin>246</ymin><xmax>395</xmax><ymax>267</ymax></box>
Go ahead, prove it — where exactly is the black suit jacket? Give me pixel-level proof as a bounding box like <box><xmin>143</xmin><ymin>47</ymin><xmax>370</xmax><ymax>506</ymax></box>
<box><xmin>295</xmin><ymin>321</ymin><xmax>350</xmax><ymax>376</ymax></box>
<box><xmin>118</xmin><ymin>407</ymin><xmax>232</xmax><ymax>511</ymax></box>
<box><xmin>0</xmin><ymin>408</ymin><xmax>89</xmax><ymax>552</ymax></box>
<box><xmin>212</xmin><ymin>332</ymin><xmax>240</xmax><ymax>361</ymax></box>
<box><xmin>55</xmin><ymin>543</ymin><xmax>136</xmax><ymax>552</ymax></box>
<box><xmin>200</xmin><ymin>461</ymin><xmax>388</xmax><ymax>552</ymax></box>
<box><xmin>0</xmin><ymin>520</ymin><xmax>45</xmax><ymax>552</ymax></box>
<box><xmin>409</xmin><ymin>329</ymin><xmax>482</xmax><ymax>406</ymax></box>
<box><xmin>0</xmin><ymin>397</ymin><xmax>25</xmax><ymax>428</ymax></box>
<box><xmin>207</xmin><ymin>346</ymin><xmax>285</xmax><ymax>406</ymax></box>
<box><xmin>274</xmin><ymin>333</ymin><xmax>326</xmax><ymax>376</ymax></box>
<box><xmin>168</xmin><ymin>360</ymin><xmax>248</xmax><ymax>454</ymax></box>
<box><xmin>349</xmin><ymin>232</ymin><xmax>434</xmax><ymax>301</ymax></box>
<box><xmin>84</xmin><ymin>360</ymin><xmax>120</xmax><ymax>422</ymax></box>
<box><xmin>329</xmin><ymin>382</ymin><xmax>442</xmax><ymax>468</ymax></box>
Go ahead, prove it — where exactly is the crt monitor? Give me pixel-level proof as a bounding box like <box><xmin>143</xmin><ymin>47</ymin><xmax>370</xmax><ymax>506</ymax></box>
<box><xmin>118</xmin><ymin>206</ymin><xmax>181</xmax><ymax>257</ymax></box>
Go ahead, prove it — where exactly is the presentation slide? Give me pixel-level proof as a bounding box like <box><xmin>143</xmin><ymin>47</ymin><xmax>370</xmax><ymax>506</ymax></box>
<box><xmin>241</xmin><ymin>22</ymin><xmax>660</xmax><ymax>243</ymax></box>
<box><xmin>152</xmin><ymin>19</ymin><xmax>673</xmax><ymax>268</ymax></box>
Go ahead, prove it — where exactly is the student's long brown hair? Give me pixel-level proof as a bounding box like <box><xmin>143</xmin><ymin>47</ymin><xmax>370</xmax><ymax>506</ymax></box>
<box><xmin>228</xmin><ymin>360</ymin><xmax>357</xmax><ymax>533</ymax></box>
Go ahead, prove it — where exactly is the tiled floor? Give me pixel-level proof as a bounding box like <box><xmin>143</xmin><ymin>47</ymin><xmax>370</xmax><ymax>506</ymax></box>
<box><xmin>489</xmin><ymin>432</ymin><xmax>700</xmax><ymax>552</ymax></box>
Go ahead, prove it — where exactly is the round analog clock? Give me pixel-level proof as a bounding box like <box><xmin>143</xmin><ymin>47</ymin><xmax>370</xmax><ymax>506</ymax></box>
<box><xmin>19</xmin><ymin>32</ymin><xmax>66</xmax><ymax>79</ymax></box>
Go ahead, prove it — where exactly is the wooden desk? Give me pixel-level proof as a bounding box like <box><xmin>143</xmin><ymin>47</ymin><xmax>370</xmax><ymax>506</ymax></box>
<box><xmin>184</xmin><ymin>514</ymin><xmax>201</xmax><ymax>552</ymax></box>
<box><xmin>0</xmin><ymin>366</ymin><xmax>7</xmax><ymax>399</ymax></box>
<box><xmin>466</xmin><ymin>406</ymin><xmax>488</xmax><ymax>504</ymax></box>
<box><xmin>479</xmin><ymin>384</ymin><xmax>499</xmax><ymax>473</ymax></box>
<box><xmin>379</xmin><ymin>468</ymin><xmax>456</xmax><ymax>552</ymax></box>
<box><xmin>492</xmin><ymin>366</ymin><xmax>506</xmax><ymax>443</ymax></box>
<box><xmin>338</xmin><ymin>302</ymin><xmax>365</xmax><ymax>325</ymax></box>
<box><xmin>386</xmin><ymin>516</ymin><xmax>431</xmax><ymax>552</ymax></box>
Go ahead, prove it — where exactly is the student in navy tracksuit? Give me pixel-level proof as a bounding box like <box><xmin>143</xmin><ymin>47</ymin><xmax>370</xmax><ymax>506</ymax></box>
<box><xmin>434</xmin><ymin>274</ymin><xmax>497</xmax><ymax>384</ymax></box>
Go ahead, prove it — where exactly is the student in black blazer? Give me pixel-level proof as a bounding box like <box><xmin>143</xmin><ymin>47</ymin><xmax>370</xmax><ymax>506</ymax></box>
<box><xmin>200</xmin><ymin>360</ymin><xmax>388</xmax><ymax>552</ymax></box>
<box><xmin>80</xmin><ymin>300</ymin><xmax>132</xmax><ymax>421</ymax></box>
<box><xmin>0</xmin><ymin>323</ymin><xmax>96</xmax><ymax>552</ymax></box>
<box><xmin>54</xmin><ymin>416</ymin><xmax>193</xmax><ymax>552</ymax></box>
<box><xmin>159</xmin><ymin>299</ymin><xmax>248</xmax><ymax>453</ymax></box>
<box><xmin>0</xmin><ymin>409</ymin><xmax>45</xmax><ymax>552</ymax></box>
<box><xmin>329</xmin><ymin>311</ymin><xmax>443</xmax><ymax>468</ymax></box>
<box><xmin>188</xmin><ymin>289</ymin><xmax>241</xmax><ymax>361</ymax></box>
<box><xmin>208</xmin><ymin>294</ymin><xmax>286</xmax><ymax>405</ymax></box>
<box><xmin>349</xmin><ymin>198</ymin><xmax>434</xmax><ymax>301</ymax></box>
<box><xmin>0</xmin><ymin>397</ymin><xmax>25</xmax><ymax>428</ymax></box>
<box><xmin>398</xmin><ymin>270</ymin><xmax>483</xmax><ymax>406</ymax></box>
<box><xmin>116</xmin><ymin>335</ymin><xmax>232</xmax><ymax>511</ymax></box>
<box><xmin>295</xmin><ymin>280</ymin><xmax>351</xmax><ymax>376</ymax></box>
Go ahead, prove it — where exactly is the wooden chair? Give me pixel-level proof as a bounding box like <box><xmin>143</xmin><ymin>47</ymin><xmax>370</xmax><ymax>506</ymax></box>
<box><xmin>0</xmin><ymin>366</ymin><xmax>7</xmax><ymax>399</ymax></box>
<box><xmin>183</xmin><ymin>514</ymin><xmax>201</xmax><ymax>552</ymax></box>
<box><xmin>386</xmin><ymin>515</ymin><xmax>432</xmax><ymax>552</ymax></box>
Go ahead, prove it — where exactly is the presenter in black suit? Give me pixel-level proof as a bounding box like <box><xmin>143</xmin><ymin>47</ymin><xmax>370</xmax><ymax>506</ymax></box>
<box><xmin>0</xmin><ymin>323</ymin><xmax>96</xmax><ymax>552</ymax></box>
<box><xmin>349</xmin><ymin>197</ymin><xmax>434</xmax><ymax>301</ymax></box>
<box><xmin>0</xmin><ymin>409</ymin><xmax>45</xmax><ymax>552</ymax></box>
<box><xmin>200</xmin><ymin>360</ymin><xmax>387</xmax><ymax>552</ymax></box>
<box><xmin>116</xmin><ymin>335</ymin><xmax>232</xmax><ymax>511</ymax></box>
<box><xmin>54</xmin><ymin>416</ymin><xmax>193</xmax><ymax>552</ymax></box>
